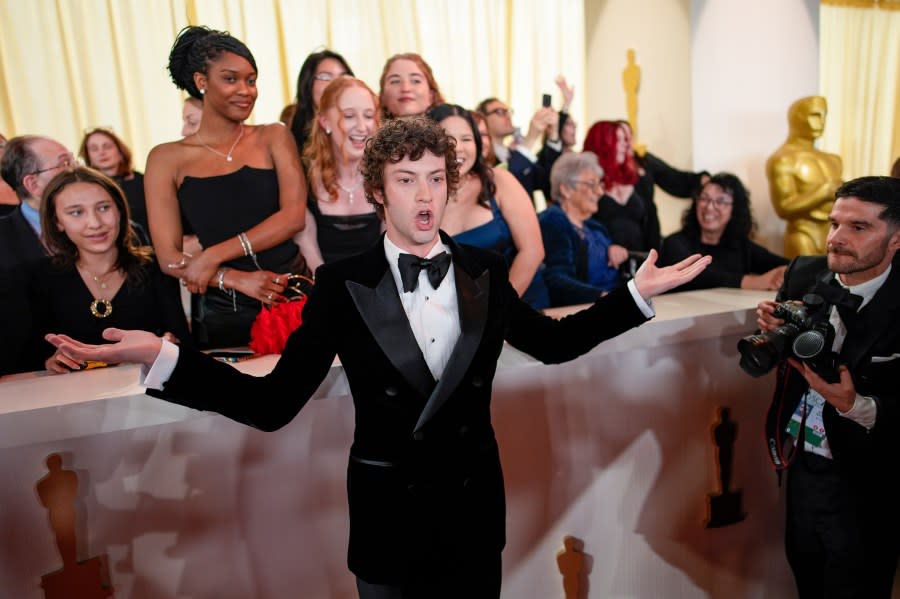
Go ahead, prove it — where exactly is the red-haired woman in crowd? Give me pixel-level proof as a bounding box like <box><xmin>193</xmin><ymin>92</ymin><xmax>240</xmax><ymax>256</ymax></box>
<box><xmin>296</xmin><ymin>77</ymin><xmax>382</xmax><ymax>271</ymax></box>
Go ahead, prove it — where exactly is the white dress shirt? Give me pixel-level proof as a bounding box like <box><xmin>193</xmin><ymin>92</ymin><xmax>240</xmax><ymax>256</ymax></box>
<box><xmin>383</xmin><ymin>236</ymin><xmax>461</xmax><ymax>381</ymax></box>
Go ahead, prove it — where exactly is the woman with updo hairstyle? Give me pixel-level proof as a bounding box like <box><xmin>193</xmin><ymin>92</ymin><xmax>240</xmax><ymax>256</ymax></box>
<box><xmin>379</xmin><ymin>53</ymin><xmax>445</xmax><ymax>120</ymax></box>
<box><xmin>659</xmin><ymin>172</ymin><xmax>787</xmax><ymax>292</ymax></box>
<box><xmin>20</xmin><ymin>167</ymin><xmax>190</xmax><ymax>374</ymax></box>
<box><xmin>150</xmin><ymin>25</ymin><xmax>308</xmax><ymax>349</ymax></box>
<box><xmin>427</xmin><ymin>103</ymin><xmax>549</xmax><ymax>308</ymax></box>
<box><xmin>295</xmin><ymin>77</ymin><xmax>382</xmax><ymax>271</ymax></box>
<box><xmin>289</xmin><ymin>49</ymin><xmax>354</xmax><ymax>155</ymax></box>
<box><xmin>79</xmin><ymin>127</ymin><xmax>149</xmax><ymax>239</ymax></box>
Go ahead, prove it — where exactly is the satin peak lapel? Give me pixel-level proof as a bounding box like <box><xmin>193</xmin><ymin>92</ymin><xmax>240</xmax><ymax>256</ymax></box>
<box><xmin>346</xmin><ymin>271</ymin><xmax>435</xmax><ymax>398</ymax></box>
<box><xmin>414</xmin><ymin>265</ymin><xmax>490</xmax><ymax>432</ymax></box>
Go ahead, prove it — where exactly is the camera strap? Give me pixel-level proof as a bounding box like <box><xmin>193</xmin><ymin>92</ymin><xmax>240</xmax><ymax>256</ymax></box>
<box><xmin>765</xmin><ymin>362</ymin><xmax>800</xmax><ymax>482</ymax></box>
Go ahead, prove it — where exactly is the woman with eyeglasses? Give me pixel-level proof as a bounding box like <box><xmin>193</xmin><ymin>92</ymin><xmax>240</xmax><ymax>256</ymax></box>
<box><xmin>379</xmin><ymin>53</ymin><xmax>445</xmax><ymax>120</ymax></box>
<box><xmin>147</xmin><ymin>25</ymin><xmax>308</xmax><ymax>349</ymax></box>
<box><xmin>539</xmin><ymin>152</ymin><xmax>629</xmax><ymax>307</ymax></box>
<box><xmin>78</xmin><ymin>128</ymin><xmax>150</xmax><ymax>241</ymax></box>
<box><xmin>295</xmin><ymin>77</ymin><xmax>382</xmax><ymax>271</ymax></box>
<box><xmin>289</xmin><ymin>49</ymin><xmax>354</xmax><ymax>155</ymax></box>
<box><xmin>427</xmin><ymin>104</ymin><xmax>549</xmax><ymax>308</ymax></box>
<box><xmin>659</xmin><ymin>172</ymin><xmax>787</xmax><ymax>292</ymax></box>
<box><xmin>18</xmin><ymin>167</ymin><xmax>191</xmax><ymax>374</ymax></box>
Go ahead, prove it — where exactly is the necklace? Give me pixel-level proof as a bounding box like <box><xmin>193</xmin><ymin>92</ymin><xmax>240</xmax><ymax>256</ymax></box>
<box><xmin>78</xmin><ymin>265</ymin><xmax>116</xmax><ymax>319</ymax></box>
<box><xmin>196</xmin><ymin>123</ymin><xmax>244</xmax><ymax>162</ymax></box>
<box><xmin>336</xmin><ymin>175</ymin><xmax>363</xmax><ymax>204</ymax></box>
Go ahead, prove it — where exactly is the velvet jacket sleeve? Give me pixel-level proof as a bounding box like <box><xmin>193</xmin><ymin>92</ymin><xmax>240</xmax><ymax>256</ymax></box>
<box><xmin>539</xmin><ymin>207</ymin><xmax>605</xmax><ymax>306</ymax></box>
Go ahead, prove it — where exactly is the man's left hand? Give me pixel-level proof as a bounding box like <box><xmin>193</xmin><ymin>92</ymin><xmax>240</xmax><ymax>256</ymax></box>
<box><xmin>788</xmin><ymin>358</ymin><xmax>857</xmax><ymax>413</ymax></box>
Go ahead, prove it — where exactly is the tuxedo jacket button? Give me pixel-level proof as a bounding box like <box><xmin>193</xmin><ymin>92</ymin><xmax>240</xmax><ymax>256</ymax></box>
<box><xmin>471</xmin><ymin>377</ymin><xmax>484</xmax><ymax>388</ymax></box>
<box><xmin>462</xmin><ymin>477</ymin><xmax>473</xmax><ymax>488</ymax></box>
<box><xmin>458</xmin><ymin>425</ymin><xmax>470</xmax><ymax>437</ymax></box>
<box><xmin>385</xmin><ymin>386</ymin><xmax>399</xmax><ymax>397</ymax></box>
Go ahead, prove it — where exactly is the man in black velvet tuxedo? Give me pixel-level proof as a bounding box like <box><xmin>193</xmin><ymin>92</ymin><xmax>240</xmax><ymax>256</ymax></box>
<box><xmin>48</xmin><ymin>117</ymin><xmax>710</xmax><ymax>598</ymax></box>
<box><xmin>756</xmin><ymin>176</ymin><xmax>900</xmax><ymax>599</ymax></box>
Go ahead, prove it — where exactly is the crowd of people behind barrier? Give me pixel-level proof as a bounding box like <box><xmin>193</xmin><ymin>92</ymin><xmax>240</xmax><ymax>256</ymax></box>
<box><xmin>1</xmin><ymin>24</ymin><xmax>798</xmax><ymax>376</ymax></box>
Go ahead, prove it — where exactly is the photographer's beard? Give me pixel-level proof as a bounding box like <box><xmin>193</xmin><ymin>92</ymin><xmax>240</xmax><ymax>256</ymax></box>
<box><xmin>827</xmin><ymin>235</ymin><xmax>896</xmax><ymax>284</ymax></box>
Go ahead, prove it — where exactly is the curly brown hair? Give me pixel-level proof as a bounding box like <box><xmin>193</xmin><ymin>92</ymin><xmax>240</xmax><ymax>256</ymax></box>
<box><xmin>360</xmin><ymin>116</ymin><xmax>459</xmax><ymax>220</ymax></box>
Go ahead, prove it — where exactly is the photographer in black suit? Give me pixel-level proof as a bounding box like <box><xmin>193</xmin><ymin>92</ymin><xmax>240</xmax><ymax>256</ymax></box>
<box><xmin>756</xmin><ymin>176</ymin><xmax>900</xmax><ymax>599</ymax></box>
<box><xmin>46</xmin><ymin>116</ymin><xmax>710</xmax><ymax>598</ymax></box>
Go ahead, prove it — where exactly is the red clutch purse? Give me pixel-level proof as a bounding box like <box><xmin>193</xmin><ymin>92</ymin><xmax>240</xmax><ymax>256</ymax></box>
<box><xmin>248</xmin><ymin>274</ymin><xmax>313</xmax><ymax>355</ymax></box>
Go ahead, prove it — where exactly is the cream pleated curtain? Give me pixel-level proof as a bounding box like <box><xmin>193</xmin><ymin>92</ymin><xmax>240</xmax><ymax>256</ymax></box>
<box><xmin>0</xmin><ymin>0</ymin><xmax>585</xmax><ymax>172</ymax></box>
<box><xmin>819</xmin><ymin>0</ymin><xmax>900</xmax><ymax>178</ymax></box>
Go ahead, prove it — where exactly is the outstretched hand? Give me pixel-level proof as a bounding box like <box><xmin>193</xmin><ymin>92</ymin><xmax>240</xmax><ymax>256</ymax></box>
<box><xmin>632</xmin><ymin>249</ymin><xmax>711</xmax><ymax>300</ymax></box>
<box><xmin>45</xmin><ymin>328</ymin><xmax>164</xmax><ymax>369</ymax></box>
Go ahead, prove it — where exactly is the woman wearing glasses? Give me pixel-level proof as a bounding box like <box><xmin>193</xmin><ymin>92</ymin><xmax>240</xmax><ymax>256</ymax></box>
<box><xmin>539</xmin><ymin>152</ymin><xmax>629</xmax><ymax>307</ymax></box>
<box><xmin>19</xmin><ymin>167</ymin><xmax>190</xmax><ymax>374</ymax></box>
<box><xmin>147</xmin><ymin>26</ymin><xmax>308</xmax><ymax>349</ymax></box>
<box><xmin>295</xmin><ymin>77</ymin><xmax>382</xmax><ymax>271</ymax></box>
<box><xmin>659</xmin><ymin>172</ymin><xmax>787</xmax><ymax>292</ymax></box>
<box><xmin>289</xmin><ymin>49</ymin><xmax>354</xmax><ymax>154</ymax></box>
<box><xmin>427</xmin><ymin>104</ymin><xmax>549</xmax><ymax>308</ymax></box>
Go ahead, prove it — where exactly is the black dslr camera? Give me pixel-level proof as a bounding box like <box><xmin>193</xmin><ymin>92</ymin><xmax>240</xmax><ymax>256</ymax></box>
<box><xmin>737</xmin><ymin>293</ymin><xmax>840</xmax><ymax>382</ymax></box>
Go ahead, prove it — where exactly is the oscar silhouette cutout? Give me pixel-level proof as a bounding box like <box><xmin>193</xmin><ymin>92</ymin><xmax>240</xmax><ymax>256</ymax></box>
<box><xmin>557</xmin><ymin>535</ymin><xmax>591</xmax><ymax>599</ymax></box>
<box><xmin>37</xmin><ymin>454</ymin><xmax>114</xmax><ymax>598</ymax></box>
<box><xmin>705</xmin><ymin>407</ymin><xmax>745</xmax><ymax>528</ymax></box>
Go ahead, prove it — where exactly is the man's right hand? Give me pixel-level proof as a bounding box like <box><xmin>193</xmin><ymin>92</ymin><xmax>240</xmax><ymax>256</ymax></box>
<box><xmin>45</xmin><ymin>328</ymin><xmax>163</xmax><ymax>368</ymax></box>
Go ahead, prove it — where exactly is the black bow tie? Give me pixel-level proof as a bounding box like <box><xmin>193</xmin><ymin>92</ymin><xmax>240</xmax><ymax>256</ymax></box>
<box><xmin>398</xmin><ymin>251</ymin><xmax>451</xmax><ymax>292</ymax></box>
<box><xmin>811</xmin><ymin>277</ymin><xmax>863</xmax><ymax>326</ymax></box>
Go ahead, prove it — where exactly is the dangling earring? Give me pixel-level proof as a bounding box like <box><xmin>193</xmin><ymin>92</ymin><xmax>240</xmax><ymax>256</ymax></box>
<box><xmin>199</xmin><ymin>89</ymin><xmax>206</xmax><ymax>96</ymax></box>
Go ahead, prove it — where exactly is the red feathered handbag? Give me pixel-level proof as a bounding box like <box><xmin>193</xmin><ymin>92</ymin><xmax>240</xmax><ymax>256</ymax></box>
<box><xmin>249</xmin><ymin>274</ymin><xmax>314</xmax><ymax>355</ymax></box>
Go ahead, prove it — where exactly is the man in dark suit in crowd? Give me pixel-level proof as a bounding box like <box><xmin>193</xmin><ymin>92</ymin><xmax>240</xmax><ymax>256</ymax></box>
<box><xmin>477</xmin><ymin>97</ymin><xmax>560</xmax><ymax>205</ymax></box>
<box><xmin>0</xmin><ymin>135</ymin><xmax>74</xmax><ymax>374</ymax></box>
<box><xmin>0</xmin><ymin>135</ymin><xmax>75</xmax><ymax>271</ymax></box>
<box><xmin>47</xmin><ymin>116</ymin><xmax>710</xmax><ymax>598</ymax></box>
<box><xmin>756</xmin><ymin>176</ymin><xmax>900</xmax><ymax>599</ymax></box>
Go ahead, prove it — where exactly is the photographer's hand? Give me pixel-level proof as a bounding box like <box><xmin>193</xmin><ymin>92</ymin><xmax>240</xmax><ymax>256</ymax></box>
<box><xmin>788</xmin><ymin>359</ymin><xmax>857</xmax><ymax>413</ymax></box>
<box><xmin>756</xmin><ymin>300</ymin><xmax>785</xmax><ymax>332</ymax></box>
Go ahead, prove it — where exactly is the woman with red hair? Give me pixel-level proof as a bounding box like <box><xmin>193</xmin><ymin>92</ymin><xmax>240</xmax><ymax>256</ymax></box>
<box><xmin>296</xmin><ymin>77</ymin><xmax>382</xmax><ymax>271</ymax></box>
<box><xmin>582</xmin><ymin>120</ymin><xmax>649</xmax><ymax>253</ymax></box>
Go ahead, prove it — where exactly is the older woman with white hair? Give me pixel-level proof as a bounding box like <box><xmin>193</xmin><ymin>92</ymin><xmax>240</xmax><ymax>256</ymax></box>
<box><xmin>539</xmin><ymin>152</ymin><xmax>630</xmax><ymax>307</ymax></box>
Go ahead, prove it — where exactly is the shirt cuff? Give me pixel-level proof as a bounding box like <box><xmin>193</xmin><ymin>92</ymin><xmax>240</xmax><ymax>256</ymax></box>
<box><xmin>515</xmin><ymin>146</ymin><xmax>538</xmax><ymax>163</ymax></box>
<box><xmin>627</xmin><ymin>279</ymin><xmax>655</xmax><ymax>318</ymax></box>
<box><xmin>837</xmin><ymin>394</ymin><xmax>877</xmax><ymax>430</ymax></box>
<box><xmin>140</xmin><ymin>338</ymin><xmax>180</xmax><ymax>390</ymax></box>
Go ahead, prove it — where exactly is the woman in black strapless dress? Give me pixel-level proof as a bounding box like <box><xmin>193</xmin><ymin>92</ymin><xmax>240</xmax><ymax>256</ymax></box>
<box><xmin>147</xmin><ymin>26</ymin><xmax>309</xmax><ymax>348</ymax></box>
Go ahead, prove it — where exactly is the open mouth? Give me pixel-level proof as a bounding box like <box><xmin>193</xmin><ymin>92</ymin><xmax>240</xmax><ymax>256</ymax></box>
<box><xmin>415</xmin><ymin>210</ymin><xmax>433</xmax><ymax>230</ymax></box>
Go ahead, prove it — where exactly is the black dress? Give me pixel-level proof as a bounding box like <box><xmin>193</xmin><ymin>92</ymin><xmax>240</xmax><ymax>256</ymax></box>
<box><xmin>177</xmin><ymin>166</ymin><xmax>304</xmax><ymax>348</ymax></box>
<box><xmin>114</xmin><ymin>172</ymin><xmax>148</xmax><ymax>235</ymax></box>
<box><xmin>307</xmin><ymin>196</ymin><xmax>381</xmax><ymax>264</ymax></box>
<box><xmin>20</xmin><ymin>257</ymin><xmax>191</xmax><ymax>373</ymax></box>
<box><xmin>659</xmin><ymin>230</ymin><xmax>788</xmax><ymax>292</ymax></box>
<box><xmin>592</xmin><ymin>190</ymin><xmax>651</xmax><ymax>252</ymax></box>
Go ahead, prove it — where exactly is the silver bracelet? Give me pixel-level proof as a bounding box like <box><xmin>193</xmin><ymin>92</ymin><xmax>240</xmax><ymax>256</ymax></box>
<box><xmin>217</xmin><ymin>267</ymin><xmax>229</xmax><ymax>292</ymax></box>
<box><xmin>238</xmin><ymin>232</ymin><xmax>252</xmax><ymax>256</ymax></box>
